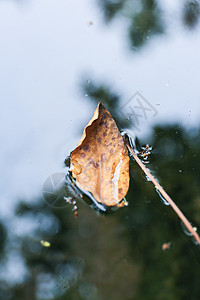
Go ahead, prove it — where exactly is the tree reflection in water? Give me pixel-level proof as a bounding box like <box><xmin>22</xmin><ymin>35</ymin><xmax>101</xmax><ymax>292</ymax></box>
<box><xmin>1</xmin><ymin>0</ymin><xmax>200</xmax><ymax>299</ymax></box>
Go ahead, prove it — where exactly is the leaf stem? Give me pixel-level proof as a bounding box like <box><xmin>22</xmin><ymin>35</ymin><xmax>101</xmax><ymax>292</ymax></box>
<box><xmin>126</xmin><ymin>143</ymin><xmax>200</xmax><ymax>245</ymax></box>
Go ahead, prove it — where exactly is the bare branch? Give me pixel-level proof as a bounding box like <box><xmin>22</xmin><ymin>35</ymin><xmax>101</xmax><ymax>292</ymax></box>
<box><xmin>126</xmin><ymin>142</ymin><xmax>200</xmax><ymax>245</ymax></box>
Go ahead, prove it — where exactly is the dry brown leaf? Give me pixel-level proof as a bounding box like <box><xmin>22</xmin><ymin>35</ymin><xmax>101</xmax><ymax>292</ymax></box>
<box><xmin>70</xmin><ymin>102</ymin><xmax>130</xmax><ymax>207</ymax></box>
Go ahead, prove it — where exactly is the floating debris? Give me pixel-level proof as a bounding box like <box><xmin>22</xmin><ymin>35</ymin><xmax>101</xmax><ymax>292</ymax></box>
<box><xmin>40</xmin><ymin>240</ymin><xmax>51</xmax><ymax>247</ymax></box>
<box><xmin>162</xmin><ymin>242</ymin><xmax>171</xmax><ymax>251</ymax></box>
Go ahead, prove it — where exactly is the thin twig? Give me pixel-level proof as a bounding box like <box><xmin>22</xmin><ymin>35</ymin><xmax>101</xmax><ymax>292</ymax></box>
<box><xmin>126</xmin><ymin>143</ymin><xmax>200</xmax><ymax>245</ymax></box>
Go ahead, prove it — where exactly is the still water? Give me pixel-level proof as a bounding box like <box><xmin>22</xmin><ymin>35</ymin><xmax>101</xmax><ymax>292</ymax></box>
<box><xmin>0</xmin><ymin>0</ymin><xmax>200</xmax><ymax>299</ymax></box>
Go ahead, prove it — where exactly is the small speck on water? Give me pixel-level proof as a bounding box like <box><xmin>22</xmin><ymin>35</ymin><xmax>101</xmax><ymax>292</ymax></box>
<box><xmin>40</xmin><ymin>240</ymin><xmax>51</xmax><ymax>247</ymax></box>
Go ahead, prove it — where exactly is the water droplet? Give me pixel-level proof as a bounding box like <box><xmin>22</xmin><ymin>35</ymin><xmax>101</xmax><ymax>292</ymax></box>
<box><xmin>181</xmin><ymin>221</ymin><xmax>193</xmax><ymax>236</ymax></box>
<box><xmin>141</xmin><ymin>159</ymin><xmax>150</xmax><ymax>164</ymax></box>
<box><xmin>179</xmin><ymin>169</ymin><xmax>182</xmax><ymax>173</ymax></box>
<box><xmin>84</xmin><ymin>93</ymin><xmax>89</xmax><ymax>97</ymax></box>
<box><xmin>156</xmin><ymin>188</ymin><xmax>170</xmax><ymax>206</ymax></box>
<box><xmin>145</xmin><ymin>174</ymin><xmax>151</xmax><ymax>181</ymax></box>
<box><xmin>192</xmin><ymin>239</ymin><xmax>199</xmax><ymax>246</ymax></box>
<box><xmin>180</xmin><ymin>222</ymin><xmax>199</xmax><ymax>245</ymax></box>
